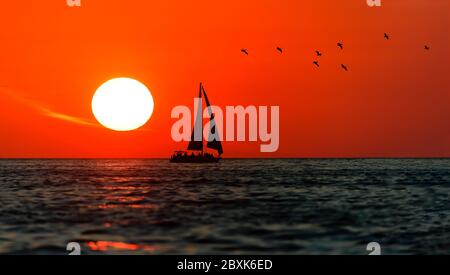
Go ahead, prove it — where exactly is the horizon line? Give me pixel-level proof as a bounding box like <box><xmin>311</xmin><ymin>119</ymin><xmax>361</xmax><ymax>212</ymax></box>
<box><xmin>0</xmin><ymin>157</ymin><xmax>449</xmax><ymax>160</ymax></box>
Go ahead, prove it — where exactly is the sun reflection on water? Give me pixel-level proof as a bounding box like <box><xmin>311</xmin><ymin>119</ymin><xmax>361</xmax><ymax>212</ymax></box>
<box><xmin>87</xmin><ymin>241</ymin><xmax>159</xmax><ymax>252</ymax></box>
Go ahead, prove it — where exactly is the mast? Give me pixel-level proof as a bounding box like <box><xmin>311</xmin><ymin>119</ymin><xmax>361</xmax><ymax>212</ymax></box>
<box><xmin>201</xmin><ymin>83</ymin><xmax>204</xmax><ymax>156</ymax></box>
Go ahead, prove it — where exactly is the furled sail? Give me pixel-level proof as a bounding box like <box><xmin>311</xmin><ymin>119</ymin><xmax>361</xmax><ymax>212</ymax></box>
<box><xmin>202</xmin><ymin>85</ymin><xmax>223</xmax><ymax>155</ymax></box>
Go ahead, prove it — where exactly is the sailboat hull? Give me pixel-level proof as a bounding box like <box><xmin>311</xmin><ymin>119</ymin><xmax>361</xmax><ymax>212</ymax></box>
<box><xmin>170</xmin><ymin>154</ymin><xmax>221</xmax><ymax>163</ymax></box>
<box><xmin>170</xmin><ymin>158</ymin><xmax>220</xmax><ymax>163</ymax></box>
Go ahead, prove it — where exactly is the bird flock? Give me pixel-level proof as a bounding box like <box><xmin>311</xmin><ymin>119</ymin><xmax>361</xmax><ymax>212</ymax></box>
<box><xmin>241</xmin><ymin>33</ymin><xmax>431</xmax><ymax>72</ymax></box>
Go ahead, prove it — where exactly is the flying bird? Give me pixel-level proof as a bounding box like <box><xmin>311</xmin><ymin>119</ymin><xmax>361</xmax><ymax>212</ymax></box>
<box><xmin>341</xmin><ymin>64</ymin><xmax>348</xmax><ymax>71</ymax></box>
<box><xmin>337</xmin><ymin>42</ymin><xmax>344</xmax><ymax>50</ymax></box>
<box><xmin>313</xmin><ymin>61</ymin><xmax>320</xmax><ymax>68</ymax></box>
<box><xmin>384</xmin><ymin>33</ymin><xmax>390</xmax><ymax>40</ymax></box>
<box><xmin>276</xmin><ymin>47</ymin><xmax>283</xmax><ymax>54</ymax></box>
<box><xmin>315</xmin><ymin>50</ymin><xmax>322</xmax><ymax>57</ymax></box>
<box><xmin>241</xmin><ymin>49</ymin><xmax>249</xmax><ymax>55</ymax></box>
<box><xmin>424</xmin><ymin>45</ymin><xmax>430</xmax><ymax>51</ymax></box>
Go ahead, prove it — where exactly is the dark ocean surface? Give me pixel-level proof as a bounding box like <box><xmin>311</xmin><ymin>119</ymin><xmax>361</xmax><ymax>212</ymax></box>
<box><xmin>0</xmin><ymin>159</ymin><xmax>449</xmax><ymax>255</ymax></box>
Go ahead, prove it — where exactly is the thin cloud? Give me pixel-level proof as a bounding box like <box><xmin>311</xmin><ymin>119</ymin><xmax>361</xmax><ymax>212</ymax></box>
<box><xmin>0</xmin><ymin>86</ymin><xmax>99</xmax><ymax>127</ymax></box>
<box><xmin>37</xmin><ymin>106</ymin><xmax>98</xmax><ymax>127</ymax></box>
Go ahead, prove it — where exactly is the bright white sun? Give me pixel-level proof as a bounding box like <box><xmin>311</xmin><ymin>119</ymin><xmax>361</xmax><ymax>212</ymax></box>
<box><xmin>92</xmin><ymin>78</ymin><xmax>154</xmax><ymax>131</ymax></box>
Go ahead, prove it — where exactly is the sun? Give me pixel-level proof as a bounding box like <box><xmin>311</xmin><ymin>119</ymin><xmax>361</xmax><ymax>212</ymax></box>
<box><xmin>92</xmin><ymin>78</ymin><xmax>154</xmax><ymax>131</ymax></box>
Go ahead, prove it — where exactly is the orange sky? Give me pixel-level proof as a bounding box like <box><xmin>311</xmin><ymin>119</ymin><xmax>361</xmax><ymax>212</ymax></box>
<box><xmin>0</xmin><ymin>0</ymin><xmax>449</xmax><ymax>158</ymax></box>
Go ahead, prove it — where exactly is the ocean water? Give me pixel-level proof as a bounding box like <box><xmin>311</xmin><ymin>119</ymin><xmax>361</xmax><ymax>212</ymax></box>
<box><xmin>0</xmin><ymin>159</ymin><xmax>449</xmax><ymax>255</ymax></box>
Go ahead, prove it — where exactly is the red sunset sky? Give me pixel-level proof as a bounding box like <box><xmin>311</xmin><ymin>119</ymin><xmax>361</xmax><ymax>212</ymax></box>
<box><xmin>0</xmin><ymin>0</ymin><xmax>449</xmax><ymax>158</ymax></box>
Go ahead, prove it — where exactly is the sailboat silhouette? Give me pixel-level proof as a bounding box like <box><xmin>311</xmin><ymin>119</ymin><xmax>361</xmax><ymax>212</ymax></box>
<box><xmin>170</xmin><ymin>83</ymin><xmax>223</xmax><ymax>163</ymax></box>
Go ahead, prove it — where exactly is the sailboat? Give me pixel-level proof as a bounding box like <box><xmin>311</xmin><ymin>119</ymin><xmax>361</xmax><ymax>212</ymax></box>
<box><xmin>170</xmin><ymin>83</ymin><xmax>223</xmax><ymax>163</ymax></box>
